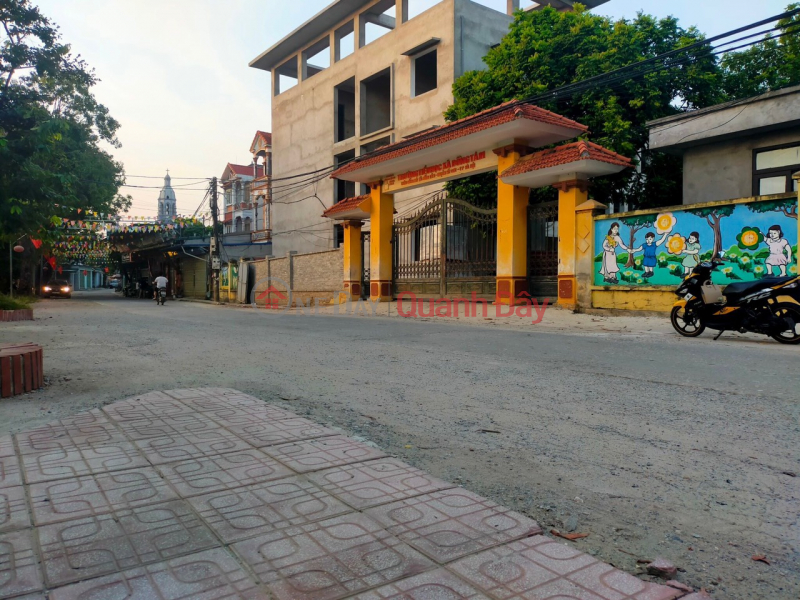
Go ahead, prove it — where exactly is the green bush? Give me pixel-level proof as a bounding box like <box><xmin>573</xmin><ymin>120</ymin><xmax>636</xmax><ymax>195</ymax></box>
<box><xmin>0</xmin><ymin>294</ymin><xmax>34</xmax><ymax>311</ymax></box>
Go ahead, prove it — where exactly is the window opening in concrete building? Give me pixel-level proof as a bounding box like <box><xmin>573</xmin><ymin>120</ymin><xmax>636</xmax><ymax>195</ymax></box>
<box><xmin>754</xmin><ymin>143</ymin><xmax>800</xmax><ymax>195</ymax></box>
<box><xmin>360</xmin><ymin>0</ymin><xmax>396</xmax><ymax>47</ymax></box>
<box><xmin>335</xmin><ymin>78</ymin><xmax>356</xmax><ymax>142</ymax></box>
<box><xmin>412</xmin><ymin>48</ymin><xmax>437</xmax><ymax>97</ymax></box>
<box><xmin>406</xmin><ymin>0</ymin><xmax>441</xmax><ymax>20</ymax></box>
<box><xmin>302</xmin><ymin>37</ymin><xmax>330</xmax><ymax>80</ymax></box>
<box><xmin>361</xmin><ymin>136</ymin><xmax>392</xmax><ymax>155</ymax></box>
<box><xmin>244</xmin><ymin>217</ymin><xmax>252</xmax><ymax>233</ymax></box>
<box><xmin>334</xmin><ymin>21</ymin><xmax>355</xmax><ymax>62</ymax></box>
<box><xmin>361</xmin><ymin>68</ymin><xmax>392</xmax><ymax>135</ymax></box>
<box><xmin>334</xmin><ymin>149</ymin><xmax>356</xmax><ymax>203</ymax></box>
<box><xmin>275</xmin><ymin>58</ymin><xmax>298</xmax><ymax>95</ymax></box>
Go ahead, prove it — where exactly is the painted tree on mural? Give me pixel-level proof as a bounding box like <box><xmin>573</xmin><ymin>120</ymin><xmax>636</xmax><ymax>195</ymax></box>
<box><xmin>620</xmin><ymin>214</ymin><xmax>654</xmax><ymax>267</ymax></box>
<box><xmin>685</xmin><ymin>205</ymin><xmax>736</xmax><ymax>257</ymax></box>
<box><xmin>747</xmin><ymin>198</ymin><xmax>799</xmax><ymax>220</ymax></box>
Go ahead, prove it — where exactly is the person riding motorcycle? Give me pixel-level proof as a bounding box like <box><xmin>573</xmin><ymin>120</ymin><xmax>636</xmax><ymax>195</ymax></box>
<box><xmin>153</xmin><ymin>274</ymin><xmax>168</xmax><ymax>303</ymax></box>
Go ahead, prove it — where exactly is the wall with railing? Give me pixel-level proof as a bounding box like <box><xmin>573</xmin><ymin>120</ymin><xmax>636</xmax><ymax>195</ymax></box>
<box><xmin>590</xmin><ymin>193</ymin><xmax>798</xmax><ymax>311</ymax></box>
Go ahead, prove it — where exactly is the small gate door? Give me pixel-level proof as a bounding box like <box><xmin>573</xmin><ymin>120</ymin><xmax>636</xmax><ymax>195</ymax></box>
<box><xmin>528</xmin><ymin>201</ymin><xmax>558</xmax><ymax>300</ymax></box>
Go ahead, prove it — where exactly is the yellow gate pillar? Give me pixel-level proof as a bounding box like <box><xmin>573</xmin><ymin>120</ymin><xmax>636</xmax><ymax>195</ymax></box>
<box><xmin>554</xmin><ymin>179</ymin><xmax>589</xmax><ymax>308</ymax></box>
<box><xmin>342</xmin><ymin>220</ymin><xmax>363</xmax><ymax>301</ymax></box>
<box><xmin>574</xmin><ymin>200</ymin><xmax>607</xmax><ymax>311</ymax></box>
<box><xmin>495</xmin><ymin>144</ymin><xmax>530</xmax><ymax>304</ymax></box>
<box><xmin>369</xmin><ymin>183</ymin><xmax>394</xmax><ymax>302</ymax></box>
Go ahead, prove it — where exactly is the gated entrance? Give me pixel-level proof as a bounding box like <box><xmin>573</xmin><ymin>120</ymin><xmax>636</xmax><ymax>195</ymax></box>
<box><xmin>527</xmin><ymin>201</ymin><xmax>558</xmax><ymax>300</ymax></box>
<box><xmin>360</xmin><ymin>231</ymin><xmax>370</xmax><ymax>299</ymax></box>
<box><xmin>392</xmin><ymin>193</ymin><xmax>497</xmax><ymax>298</ymax></box>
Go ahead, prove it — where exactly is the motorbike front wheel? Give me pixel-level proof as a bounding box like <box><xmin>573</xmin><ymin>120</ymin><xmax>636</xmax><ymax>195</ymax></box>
<box><xmin>670</xmin><ymin>305</ymin><xmax>706</xmax><ymax>337</ymax></box>
<box><xmin>770</xmin><ymin>302</ymin><xmax>800</xmax><ymax>345</ymax></box>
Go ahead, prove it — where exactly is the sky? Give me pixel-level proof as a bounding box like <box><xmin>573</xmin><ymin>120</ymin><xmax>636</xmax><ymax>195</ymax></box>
<box><xmin>34</xmin><ymin>0</ymin><xmax>792</xmax><ymax>218</ymax></box>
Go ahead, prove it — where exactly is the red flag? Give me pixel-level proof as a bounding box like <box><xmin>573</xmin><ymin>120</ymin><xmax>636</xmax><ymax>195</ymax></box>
<box><xmin>46</xmin><ymin>256</ymin><xmax>57</xmax><ymax>269</ymax></box>
<box><xmin>57</xmin><ymin>267</ymin><xmax>63</xmax><ymax>275</ymax></box>
<box><xmin>31</xmin><ymin>238</ymin><xmax>42</xmax><ymax>249</ymax></box>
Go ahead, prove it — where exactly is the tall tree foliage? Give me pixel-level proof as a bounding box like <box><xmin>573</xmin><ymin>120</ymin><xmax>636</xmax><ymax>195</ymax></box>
<box><xmin>0</xmin><ymin>0</ymin><xmax>130</xmax><ymax>246</ymax></box>
<box><xmin>720</xmin><ymin>5</ymin><xmax>800</xmax><ymax>98</ymax></box>
<box><xmin>445</xmin><ymin>5</ymin><xmax>722</xmax><ymax>210</ymax></box>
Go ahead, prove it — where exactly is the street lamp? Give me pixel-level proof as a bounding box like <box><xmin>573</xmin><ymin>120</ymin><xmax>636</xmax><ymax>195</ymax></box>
<box><xmin>9</xmin><ymin>235</ymin><xmax>26</xmax><ymax>297</ymax></box>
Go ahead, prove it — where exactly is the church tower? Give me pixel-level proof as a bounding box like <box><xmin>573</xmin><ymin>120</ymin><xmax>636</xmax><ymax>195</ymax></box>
<box><xmin>158</xmin><ymin>171</ymin><xmax>176</xmax><ymax>221</ymax></box>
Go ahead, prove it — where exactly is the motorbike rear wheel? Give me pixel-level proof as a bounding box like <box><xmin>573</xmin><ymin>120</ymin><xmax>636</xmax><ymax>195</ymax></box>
<box><xmin>670</xmin><ymin>305</ymin><xmax>706</xmax><ymax>337</ymax></box>
<box><xmin>770</xmin><ymin>302</ymin><xmax>800</xmax><ymax>345</ymax></box>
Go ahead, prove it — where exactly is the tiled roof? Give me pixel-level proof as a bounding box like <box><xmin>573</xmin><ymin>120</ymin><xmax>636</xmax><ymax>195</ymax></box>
<box><xmin>224</xmin><ymin>163</ymin><xmax>264</xmax><ymax>178</ymax></box>
<box><xmin>321</xmin><ymin>195</ymin><xmax>370</xmax><ymax>218</ymax></box>
<box><xmin>256</xmin><ymin>131</ymin><xmax>272</xmax><ymax>145</ymax></box>
<box><xmin>331</xmin><ymin>101</ymin><xmax>588</xmax><ymax>178</ymax></box>
<box><xmin>500</xmin><ymin>141</ymin><xmax>632</xmax><ymax>178</ymax></box>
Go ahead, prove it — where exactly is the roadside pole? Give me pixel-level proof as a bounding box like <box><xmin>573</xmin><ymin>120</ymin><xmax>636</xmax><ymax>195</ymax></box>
<box><xmin>209</xmin><ymin>177</ymin><xmax>221</xmax><ymax>303</ymax></box>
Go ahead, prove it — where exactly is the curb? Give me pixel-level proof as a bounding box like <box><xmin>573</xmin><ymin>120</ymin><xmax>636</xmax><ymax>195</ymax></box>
<box><xmin>0</xmin><ymin>309</ymin><xmax>34</xmax><ymax>322</ymax></box>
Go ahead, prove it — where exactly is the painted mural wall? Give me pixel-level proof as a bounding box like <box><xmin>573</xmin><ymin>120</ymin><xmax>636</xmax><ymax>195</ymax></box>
<box><xmin>594</xmin><ymin>196</ymin><xmax>798</xmax><ymax>287</ymax></box>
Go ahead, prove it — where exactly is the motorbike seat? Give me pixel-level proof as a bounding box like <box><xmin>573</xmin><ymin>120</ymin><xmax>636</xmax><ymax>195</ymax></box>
<box><xmin>723</xmin><ymin>276</ymin><xmax>795</xmax><ymax>303</ymax></box>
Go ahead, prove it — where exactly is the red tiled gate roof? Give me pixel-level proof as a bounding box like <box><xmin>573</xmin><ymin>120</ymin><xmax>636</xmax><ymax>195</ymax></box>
<box><xmin>331</xmin><ymin>101</ymin><xmax>588</xmax><ymax>178</ymax></box>
<box><xmin>500</xmin><ymin>141</ymin><xmax>632</xmax><ymax>178</ymax></box>
<box><xmin>321</xmin><ymin>194</ymin><xmax>370</xmax><ymax>218</ymax></box>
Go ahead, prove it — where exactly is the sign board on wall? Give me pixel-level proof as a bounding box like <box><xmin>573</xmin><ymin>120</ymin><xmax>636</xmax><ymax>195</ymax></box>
<box><xmin>382</xmin><ymin>151</ymin><xmax>496</xmax><ymax>194</ymax></box>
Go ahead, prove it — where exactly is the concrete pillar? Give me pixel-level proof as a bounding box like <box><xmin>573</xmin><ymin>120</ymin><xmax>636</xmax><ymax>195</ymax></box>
<box><xmin>397</xmin><ymin>0</ymin><xmax>409</xmax><ymax>24</ymax></box>
<box><xmin>554</xmin><ymin>179</ymin><xmax>589</xmax><ymax>309</ymax></box>
<box><xmin>369</xmin><ymin>184</ymin><xmax>394</xmax><ymax>302</ymax></box>
<box><xmin>574</xmin><ymin>200</ymin><xmax>607</xmax><ymax>311</ymax></box>
<box><xmin>494</xmin><ymin>144</ymin><xmax>530</xmax><ymax>305</ymax></box>
<box><xmin>342</xmin><ymin>220</ymin><xmax>363</xmax><ymax>300</ymax></box>
<box><xmin>507</xmin><ymin>0</ymin><xmax>520</xmax><ymax>15</ymax></box>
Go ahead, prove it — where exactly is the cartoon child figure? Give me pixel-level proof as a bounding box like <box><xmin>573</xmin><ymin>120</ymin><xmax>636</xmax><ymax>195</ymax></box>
<box><xmin>601</xmin><ymin>222</ymin><xmax>641</xmax><ymax>284</ymax></box>
<box><xmin>764</xmin><ymin>224</ymin><xmax>793</xmax><ymax>276</ymax></box>
<box><xmin>681</xmin><ymin>231</ymin><xmax>702</xmax><ymax>275</ymax></box>
<box><xmin>642</xmin><ymin>231</ymin><xmax>669</xmax><ymax>278</ymax></box>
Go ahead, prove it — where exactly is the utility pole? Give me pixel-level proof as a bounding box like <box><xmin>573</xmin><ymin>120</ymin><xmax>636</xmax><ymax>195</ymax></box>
<box><xmin>209</xmin><ymin>177</ymin><xmax>221</xmax><ymax>302</ymax></box>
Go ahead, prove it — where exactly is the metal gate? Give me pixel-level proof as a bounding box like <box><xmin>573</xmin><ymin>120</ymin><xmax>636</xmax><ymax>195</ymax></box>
<box><xmin>528</xmin><ymin>201</ymin><xmax>558</xmax><ymax>300</ymax></box>
<box><xmin>393</xmin><ymin>193</ymin><xmax>497</xmax><ymax>298</ymax></box>
<box><xmin>360</xmin><ymin>231</ymin><xmax>370</xmax><ymax>299</ymax></box>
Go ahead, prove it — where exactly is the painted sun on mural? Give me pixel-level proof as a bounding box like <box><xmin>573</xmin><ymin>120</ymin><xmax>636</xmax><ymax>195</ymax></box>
<box><xmin>594</xmin><ymin>197</ymin><xmax>798</xmax><ymax>287</ymax></box>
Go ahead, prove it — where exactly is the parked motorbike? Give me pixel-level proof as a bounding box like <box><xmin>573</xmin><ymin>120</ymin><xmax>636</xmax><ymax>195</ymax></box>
<box><xmin>671</xmin><ymin>256</ymin><xmax>800</xmax><ymax>344</ymax></box>
<box><xmin>156</xmin><ymin>288</ymin><xmax>167</xmax><ymax>306</ymax></box>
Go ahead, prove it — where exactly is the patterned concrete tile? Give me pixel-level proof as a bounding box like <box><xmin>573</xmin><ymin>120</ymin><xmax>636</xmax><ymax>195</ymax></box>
<box><xmin>15</xmin><ymin>425</ymin><xmax>74</xmax><ymax>456</ymax></box>
<box><xmin>115</xmin><ymin>413</ymin><xmax>223</xmax><ymax>440</ymax></box>
<box><xmin>48</xmin><ymin>548</ymin><xmax>269</xmax><ymax>600</ymax></box>
<box><xmin>232</xmin><ymin>512</ymin><xmax>433</xmax><ymax>600</ymax></box>
<box><xmin>449</xmin><ymin>536</ymin><xmax>680</xmax><ymax>600</ymax></box>
<box><xmin>226</xmin><ymin>417</ymin><xmax>336</xmax><ymax>448</ymax></box>
<box><xmin>30</xmin><ymin>467</ymin><xmax>178</xmax><ymax>525</ymax></box>
<box><xmin>0</xmin><ymin>529</ymin><xmax>44</xmax><ymax>598</ymax></box>
<box><xmin>20</xmin><ymin>441</ymin><xmax>149</xmax><ymax>484</ymax></box>
<box><xmin>350</xmin><ymin>568</ymin><xmax>491</xmax><ymax>599</ymax></box>
<box><xmin>365</xmin><ymin>489</ymin><xmax>542</xmax><ymax>564</ymax></box>
<box><xmin>164</xmin><ymin>388</ymin><xmax>219</xmax><ymax>400</ymax></box>
<box><xmin>38</xmin><ymin>499</ymin><xmax>218</xmax><ymax>587</ymax></box>
<box><xmin>191</xmin><ymin>399</ymin><xmax>300</xmax><ymax>427</ymax></box>
<box><xmin>0</xmin><ymin>453</ymin><xmax>22</xmax><ymax>489</ymax></box>
<box><xmin>103</xmin><ymin>396</ymin><xmax>194</xmax><ymax>422</ymax></box>
<box><xmin>308</xmin><ymin>459</ymin><xmax>456</xmax><ymax>510</ymax></box>
<box><xmin>16</xmin><ymin>412</ymin><xmax>124</xmax><ymax>455</ymax></box>
<box><xmin>0</xmin><ymin>435</ymin><xmax>15</xmax><ymax>458</ymax></box>
<box><xmin>0</xmin><ymin>486</ymin><xmax>30</xmax><ymax>533</ymax></box>
<box><xmin>156</xmin><ymin>449</ymin><xmax>295</xmax><ymax>498</ymax></box>
<box><xmin>132</xmin><ymin>430</ymin><xmax>252</xmax><ymax>465</ymax></box>
<box><xmin>264</xmin><ymin>436</ymin><xmax>386</xmax><ymax>473</ymax></box>
<box><xmin>188</xmin><ymin>476</ymin><xmax>352</xmax><ymax>543</ymax></box>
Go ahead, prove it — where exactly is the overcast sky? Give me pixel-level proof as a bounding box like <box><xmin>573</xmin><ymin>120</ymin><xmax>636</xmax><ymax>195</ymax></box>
<box><xmin>35</xmin><ymin>0</ymin><xmax>792</xmax><ymax>217</ymax></box>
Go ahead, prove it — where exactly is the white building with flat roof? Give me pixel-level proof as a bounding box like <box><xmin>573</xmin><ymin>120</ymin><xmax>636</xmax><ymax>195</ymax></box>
<box><xmin>250</xmin><ymin>0</ymin><xmax>608</xmax><ymax>254</ymax></box>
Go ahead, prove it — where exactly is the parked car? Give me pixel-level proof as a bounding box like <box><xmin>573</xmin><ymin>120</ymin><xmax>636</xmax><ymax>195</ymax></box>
<box><xmin>42</xmin><ymin>279</ymin><xmax>72</xmax><ymax>299</ymax></box>
<box><xmin>109</xmin><ymin>277</ymin><xmax>122</xmax><ymax>290</ymax></box>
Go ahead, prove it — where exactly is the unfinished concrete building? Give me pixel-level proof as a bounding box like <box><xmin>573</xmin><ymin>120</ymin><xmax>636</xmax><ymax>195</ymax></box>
<box><xmin>250</xmin><ymin>0</ymin><xmax>608</xmax><ymax>255</ymax></box>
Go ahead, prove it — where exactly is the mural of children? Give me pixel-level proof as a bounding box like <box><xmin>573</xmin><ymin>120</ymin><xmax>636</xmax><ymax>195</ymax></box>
<box><xmin>764</xmin><ymin>224</ymin><xmax>793</xmax><ymax>276</ymax></box>
<box><xmin>682</xmin><ymin>232</ymin><xmax>702</xmax><ymax>275</ymax></box>
<box><xmin>642</xmin><ymin>231</ymin><xmax>669</xmax><ymax>278</ymax></box>
<box><xmin>601</xmin><ymin>222</ymin><xmax>641</xmax><ymax>283</ymax></box>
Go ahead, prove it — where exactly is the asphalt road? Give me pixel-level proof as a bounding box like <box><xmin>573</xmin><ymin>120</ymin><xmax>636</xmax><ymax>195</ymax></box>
<box><xmin>1</xmin><ymin>289</ymin><xmax>798</xmax><ymax>599</ymax></box>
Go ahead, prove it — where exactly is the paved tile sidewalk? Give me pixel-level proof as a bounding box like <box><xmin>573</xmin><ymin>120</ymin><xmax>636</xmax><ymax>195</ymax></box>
<box><xmin>0</xmin><ymin>388</ymin><xmax>695</xmax><ymax>599</ymax></box>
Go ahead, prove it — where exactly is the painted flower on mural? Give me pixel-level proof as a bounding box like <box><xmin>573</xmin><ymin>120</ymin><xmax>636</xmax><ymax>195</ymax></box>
<box><xmin>754</xmin><ymin>265</ymin><xmax>765</xmax><ymax>275</ymax></box>
<box><xmin>666</xmin><ymin>233</ymin><xmax>687</xmax><ymax>255</ymax></box>
<box><xmin>668</xmin><ymin>264</ymin><xmax>678</xmax><ymax>272</ymax></box>
<box><xmin>791</xmin><ymin>265</ymin><xmax>798</xmax><ymax>274</ymax></box>
<box><xmin>736</xmin><ymin>227</ymin><xmax>764</xmax><ymax>251</ymax></box>
<box><xmin>655</xmin><ymin>213</ymin><xmax>677</xmax><ymax>235</ymax></box>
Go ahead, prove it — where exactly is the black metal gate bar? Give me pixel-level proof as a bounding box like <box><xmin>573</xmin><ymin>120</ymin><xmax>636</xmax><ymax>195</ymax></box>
<box><xmin>360</xmin><ymin>231</ymin><xmax>370</xmax><ymax>299</ymax></box>
<box><xmin>392</xmin><ymin>192</ymin><xmax>497</xmax><ymax>298</ymax></box>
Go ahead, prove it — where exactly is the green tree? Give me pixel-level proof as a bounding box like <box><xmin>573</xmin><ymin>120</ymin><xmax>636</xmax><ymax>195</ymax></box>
<box><xmin>620</xmin><ymin>214</ymin><xmax>654</xmax><ymax>267</ymax></box>
<box><xmin>720</xmin><ymin>5</ymin><xmax>800</xmax><ymax>98</ymax></box>
<box><xmin>445</xmin><ymin>5</ymin><xmax>721</xmax><ymax>210</ymax></box>
<box><xmin>747</xmin><ymin>197</ymin><xmax>798</xmax><ymax>220</ymax></box>
<box><xmin>0</xmin><ymin>0</ymin><xmax>129</xmax><ymax>249</ymax></box>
